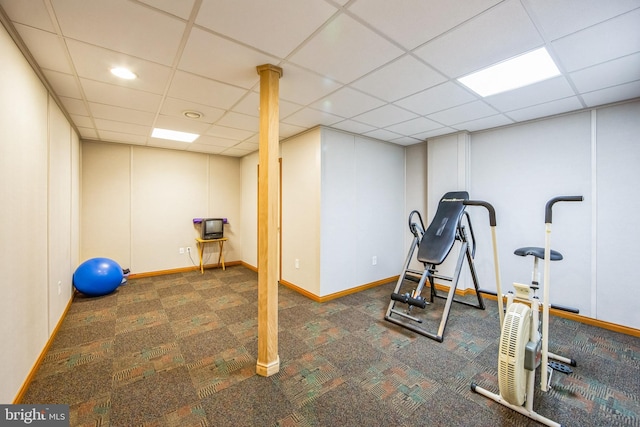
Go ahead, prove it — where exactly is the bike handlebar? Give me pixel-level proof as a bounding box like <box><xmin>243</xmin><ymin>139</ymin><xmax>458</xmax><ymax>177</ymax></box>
<box><xmin>463</xmin><ymin>200</ymin><xmax>496</xmax><ymax>226</ymax></box>
<box><xmin>545</xmin><ymin>196</ymin><xmax>583</xmax><ymax>223</ymax></box>
<box><xmin>462</xmin><ymin>196</ymin><xmax>583</xmax><ymax>225</ymax></box>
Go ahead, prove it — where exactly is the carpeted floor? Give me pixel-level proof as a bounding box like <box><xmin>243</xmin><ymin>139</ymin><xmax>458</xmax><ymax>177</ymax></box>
<box><xmin>21</xmin><ymin>266</ymin><xmax>640</xmax><ymax>426</ymax></box>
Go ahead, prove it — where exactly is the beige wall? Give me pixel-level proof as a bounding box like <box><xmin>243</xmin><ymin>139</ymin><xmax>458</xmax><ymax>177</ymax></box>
<box><xmin>208</xmin><ymin>154</ymin><xmax>242</xmax><ymax>264</ymax></box>
<box><xmin>271</xmin><ymin>126</ymin><xmax>406</xmax><ymax>298</ymax></box>
<box><xmin>240</xmin><ymin>151</ymin><xmax>259</xmax><ymax>269</ymax></box>
<box><xmin>404</xmin><ymin>142</ymin><xmax>428</xmax><ymax>271</ymax></box>
<box><xmin>320</xmin><ymin>129</ymin><xmax>405</xmax><ymax>296</ymax></box>
<box><xmin>281</xmin><ymin>128</ymin><xmax>321</xmax><ymax>295</ymax></box>
<box><xmin>48</xmin><ymin>99</ymin><xmax>79</xmax><ymax>333</ymax></box>
<box><xmin>81</xmin><ymin>142</ymin><xmax>131</xmax><ymax>265</ymax></box>
<box><xmin>0</xmin><ymin>24</ymin><xmax>79</xmax><ymax>403</ymax></box>
<box><xmin>81</xmin><ymin>142</ymin><xmax>242</xmax><ymax>274</ymax></box>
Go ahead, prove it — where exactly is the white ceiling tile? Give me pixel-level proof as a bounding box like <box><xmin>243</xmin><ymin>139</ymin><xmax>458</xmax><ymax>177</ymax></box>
<box><xmin>69</xmin><ymin>114</ymin><xmax>93</xmax><ymax>128</ymax></box>
<box><xmin>414</xmin><ymin>0</ymin><xmax>543</xmax><ymax>77</ymax></box>
<box><xmin>427</xmin><ymin>101</ymin><xmax>498</xmax><ymax>126</ymax></box>
<box><xmin>234</xmin><ymin>141</ymin><xmax>259</xmax><ymax>151</ymax></box>
<box><xmin>394</xmin><ymin>82</ymin><xmax>477</xmax><ymax>115</ymax></box>
<box><xmin>385</xmin><ymin>117</ymin><xmax>442</xmax><ymax>136</ymax></box>
<box><xmin>94</xmin><ymin>118</ymin><xmax>150</xmax><ymax>136</ymax></box>
<box><xmin>330</xmin><ymin>120</ymin><xmax>376</xmax><ymax>135</ymax></box>
<box><xmin>581</xmin><ymin>80</ymin><xmax>640</xmax><ymax>107</ymax></box>
<box><xmin>220</xmin><ymin>147</ymin><xmax>253</xmax><ymax>157</ymax></box>
<box><xmin>352</xmin><ymin>104</ymin><xmax>419</xmax><ymax>128</ymax></box>
<box><xmin>77</xmin><ymin>127</ymin><xmax>98</xmax><ymax>139</ymax></box>
<box><xmin>98</xmin><ymin>130</ymin><xmax>148</xmax><ymax>145</ymax></box>
<box><xmin>350</xmin><ymin>55</ymin><xmax>446</xmax><ymax>102</ymax></box>
<box><xmin>348</xmin><ymin>0</ymin><xmax>501</xmax><ymax>49</ymax></box>
<box><xmin>186</xmin><ymin>143</ymin><xmax>226</xmax><ymax>154</ymax></box>
<box><xmin>178</xmin><ymin>28</ymin><xmax>278</xmax><ymax>89</ymax></box>
<box><xmin>505</xmin><ymin>96</ymin><xmax>584</xmax><ymax>122</ymax></box>
<box><xmin>58</xmin><ymin>96</ymin><xmax>89</xmax><ymax>116</ymax></box>
<box><xmin>282</xmin><ymin>108</ymin><xmax>344</xmax><ymax>128</ymax></box>
<box><xmin>66</xmin><ymin>40</ymin><xmax>172</xmax><ymax>94</ymax></box>
<box><xmin>205</xmin><ymin>125</ymin><xmax>254</xmax><ymax>141</ymax></box>
<box><xmin>231</xmin><ymin>92</ymin><xmax>260</xmax><ymax>117</ymax></box>
<box><xmin>194</xmin><ymin>135</ymin><xmax>238</xmax><ymax>148</ymax></box>
<box><xmin>154</xmin><ymin>115</ymin><xmax>212</xmax><ymax>134</ymax></box>
<box><xmin>278</xmin><ymin>64</ymin><xmax>343</xmax><ymax>105</ymax></box>
<box><xmin>552</xmin><ymin>9</ymin><xmax>640</xmax><ymax>72</ymax></box>
<box><xmin>452</xmin><ymin>114</ymin><xmax>514</xmax><ymax>132</ymax></box>
<box><xmin>196</xmin><ymin>0</ymin><xmax>337</xmax><ymax>58</ymax></box>
<box><xmin>389</xmin><ymin>136</ymin><xmax>424</xmax><ymax>146</ymax></box>
<box><xmin>279</xmin><ymin>122</ymin><xmax>309</xmax><ymax>139</ymax></box>
<box><xmin>14</xmin><ymin>24</ymin><xmax>71</xmax><ymax>73</ymax></box>
<box><xmin>168</xmin><ymin>71</ymin><xmax>247</xmax><ymax>109</ymax></box>
<box><xmin>89</xmin><ymin>103</ymin><xmax>155</xmax><ymax>126</ymax></box>
<box><xmin>362</xmin><ymin>128</ymin><xmax>403</xmax><ymax>142</ymax></box>
<box><xmin>42</xmin><ymin>70</ymin><xmax>82</xmax><ymax>98</ymax></box>
<box><xmin>276</xmin><ymin>101</ymin><xmax>304</xmax><ymax>121</ymax></box>
<box><xmin>523</xmin><ymin>0</ymin><xmax>640</xmax><ymax>40</ymax></box>
<box><xmin>81</xmin><ymin>79</ymin><xmax>162</xmax><ymax>112</ymax></box>
<box><xmin>243</xmin><ymin>134</ymin><xmax>259</xmax><ymax>144</ymax></box>
<box><xmin>51</xmin><ymin>0</ymin><xmax>186</xmax><ymax>65</ymax></box>
<box><xmin>310</xmin><ymin>87</ymin><xmax>385</xmax><ymax>117</ymax></box>
<box><xmin>137</xmin><ymin>0</ymin><xmax>196</xmax><ymax>20</ymax></box>
<box><xmin>485</xmin><ymin>76</ymin><xmax>576</xmax><ymax>111</ymax></box>
<box><xmin>288</xmin><ymin>13</ymin><xmax>404</xmax><ymax>83</ymax></box>
<box><xmin>0</xmin><ymin>0</ymin><xmax>54</xmax><ymax>31</ymax></box>
<box><xmin>160</xmin><ymin>98</ymin><xmax>226</xmax><ymax>124</ymax></box>
<box><xmin>570</xmin><ymin>53</ymin><xmax>640</xmax><ymax>93</ymax></box>
<box><xmin>148</xmin><ymin>138</ymin><xmax>191</xmax><ymax>150</ymax></box>
<box><xmin>413</xmin><ymin>127</ymin><xmax>457</xmax><ymax>140</ymax></box>
<box><xmin>216</xmin><ymin>112</ymin><xmax>259</xmax><ymax>132</ymax></box>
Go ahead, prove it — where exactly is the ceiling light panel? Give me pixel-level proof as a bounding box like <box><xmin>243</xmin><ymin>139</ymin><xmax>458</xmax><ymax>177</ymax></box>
<box><xmin>110</xmin><ymin>67</ymin><xmax>137</xmax><ymax>79</ymax></box>
<box><xmin>458</xmin><ymin>47</ymin><xmax>561</xmax><ymax>97</ymax></box>
<box><xmin>151</xmin><ymin>128</ymin><xmax>199</xmax><ymax>143</ymax></box>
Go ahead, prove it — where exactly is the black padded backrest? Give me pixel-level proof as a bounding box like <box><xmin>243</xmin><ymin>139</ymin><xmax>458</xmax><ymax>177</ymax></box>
<box><xmin>417</xmin><ymin>191</ymin><xmax>469</xmax><ymax>265</ymax></box>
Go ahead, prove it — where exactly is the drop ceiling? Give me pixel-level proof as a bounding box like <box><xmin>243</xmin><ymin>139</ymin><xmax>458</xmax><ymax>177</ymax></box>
<box><xmin>1</xmin><ymin>0</ymin><xmax>639</xmax><ymax>157</ymax></box>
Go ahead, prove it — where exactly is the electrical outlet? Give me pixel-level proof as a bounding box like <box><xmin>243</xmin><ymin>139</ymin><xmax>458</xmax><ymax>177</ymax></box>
<box><xmin>186</xmin><ymin>247</ymin><xmax>191</xmax><ymax>253</ymax></box>
<box><xmin>57</xmin><ymin>281</ymin><xmax>62</xmax><ymax>295</ymax></box>
<box><xmin>372</xmin><ymin>256</ymin><xmax>377</xmax><ymax>265</ymax></box>
<box><xmin>295</xmin><ymin>259</ymin><xmax>299</xmax><ymax>269</ymax></box>
<box><xmin>179</xmin><ymin>247</ymin><xmax>185</xmax><ymax>254</ymax></box>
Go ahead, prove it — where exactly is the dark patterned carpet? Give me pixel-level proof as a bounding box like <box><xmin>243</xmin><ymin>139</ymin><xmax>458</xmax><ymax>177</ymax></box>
<box><xmin>21</xmin><ymin>266</ymin><xmax>640</xmax><ymax>426</ymax></box>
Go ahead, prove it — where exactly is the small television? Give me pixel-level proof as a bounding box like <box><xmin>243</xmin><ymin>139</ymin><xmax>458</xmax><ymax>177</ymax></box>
<box><xmin>202</xmin><ymin>218</ymin><xmax>224</xmax><ymax>240</ymax></box>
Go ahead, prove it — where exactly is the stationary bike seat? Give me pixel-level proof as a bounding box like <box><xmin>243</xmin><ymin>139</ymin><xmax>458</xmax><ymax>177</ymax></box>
<box><xmin>514</xmin><ymin>246</ymin><xmax>563</xmax><ymax>260</ymax></box>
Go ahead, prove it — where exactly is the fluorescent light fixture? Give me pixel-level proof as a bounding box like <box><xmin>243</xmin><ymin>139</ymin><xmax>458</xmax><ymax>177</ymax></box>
<box><xmin>151</xmin><ymin>128</ymin><xmax>199</xmax><ymax>143</ymax></box>
<box><xmin>110</xmin><ymin>67</ymin><xmax>137</xmax><ymax>80</ymax></box>
<box><xmin>458</xmin><ymin>47</ymin><xmax>560</xmax><ymax>97</ymax></box>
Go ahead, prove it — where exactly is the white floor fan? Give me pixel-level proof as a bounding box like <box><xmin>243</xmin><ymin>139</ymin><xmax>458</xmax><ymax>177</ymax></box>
<box><xmin>464</xmin><ymin>196</ymin><xmax>583</xmax><ymax>427</ymax></box>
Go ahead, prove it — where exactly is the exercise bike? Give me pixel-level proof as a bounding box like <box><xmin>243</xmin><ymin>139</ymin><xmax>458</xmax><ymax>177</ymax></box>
<box><xmin>465</xmin><ymin>196</ymin><xmax>583</xmax><ymax>427</ymax></box>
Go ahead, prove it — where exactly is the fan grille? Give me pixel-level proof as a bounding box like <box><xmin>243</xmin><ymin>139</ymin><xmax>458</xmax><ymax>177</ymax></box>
<box><xmin>498</xmin><ymin>303</ymin><xmax>531</xmax><ymax>405</ymax></box>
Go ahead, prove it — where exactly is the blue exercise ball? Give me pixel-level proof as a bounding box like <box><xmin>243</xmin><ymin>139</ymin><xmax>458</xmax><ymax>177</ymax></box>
<box><xmin>73</xmin><ymin>257</ymin><xmax>124</xmax><ymax>297</ymax></box>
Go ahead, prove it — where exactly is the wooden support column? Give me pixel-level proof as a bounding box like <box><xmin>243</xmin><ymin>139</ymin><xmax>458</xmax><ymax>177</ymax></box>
<box><xmin>256</xmin><ymin>64</ymin><xmax>282</xmax><ymax>377</ymax></box>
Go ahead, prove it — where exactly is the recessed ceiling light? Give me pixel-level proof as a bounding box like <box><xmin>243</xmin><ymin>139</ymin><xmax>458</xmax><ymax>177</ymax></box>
<box><xmin>151</xmin><ymin>128</ymin><xmax>199</xmax><ymax>143</ymax></box>
<box><xmin>457</xmin><ymin>47</ymin><xmax>561</xmax><ymax>97</ymax></box>
<box><xmin>183</xmin><ymin>110</ymin><xmax>203</xmax><ymax>119</ymax></box>
<box><xmin>110</xmin><ymin>67</ymin><xmax>137</xmax><ymax>80</ymax></box>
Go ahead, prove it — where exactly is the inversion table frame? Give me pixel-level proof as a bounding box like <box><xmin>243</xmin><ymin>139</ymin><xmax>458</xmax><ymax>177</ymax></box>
<box><xmin>384</xmin><ymin>191</ymin><xmax>485</xmax><ymax>342</ymax></box>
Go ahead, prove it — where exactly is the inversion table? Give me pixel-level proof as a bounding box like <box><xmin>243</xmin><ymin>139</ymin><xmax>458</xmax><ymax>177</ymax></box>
<box><xmin>384</xmin><ymin>191</ymin><xmax>485</xmax><ymax>342</ymax></box>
